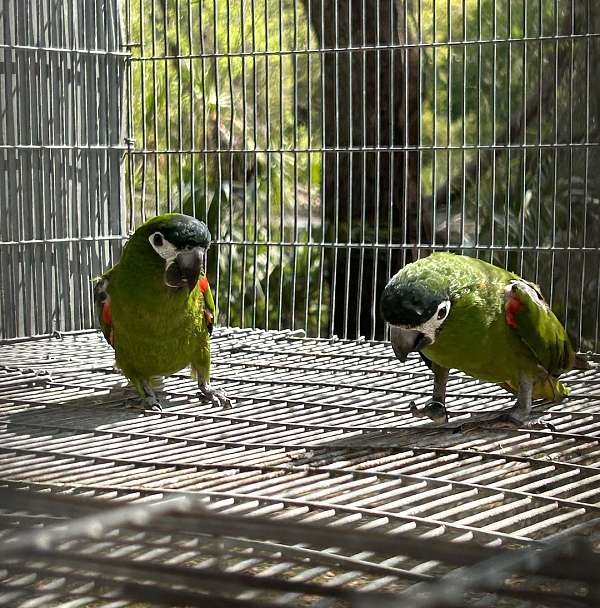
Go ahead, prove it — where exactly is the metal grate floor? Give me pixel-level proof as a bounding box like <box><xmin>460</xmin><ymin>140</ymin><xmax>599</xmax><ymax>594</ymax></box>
<box><xmin>1</xmin><ymin>328</ymin><xmax>600</xmax><ymax>607</ymax></box>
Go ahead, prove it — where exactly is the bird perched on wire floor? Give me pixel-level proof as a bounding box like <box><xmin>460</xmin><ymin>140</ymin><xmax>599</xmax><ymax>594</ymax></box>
<box><xmin>380</xmin><ymin>252</ymin><xmax>588</xmax><ymax>429</ymax></box>
<box><xmin>94</xmin><ymin>213</ymin><xmax>230</xmax><ymax>411</ymax></box>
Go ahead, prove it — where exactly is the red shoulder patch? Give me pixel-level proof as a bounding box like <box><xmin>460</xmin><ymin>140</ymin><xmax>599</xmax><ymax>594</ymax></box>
<box><xmin>505</xmin><ymin>293</ymin><xmax>522</xmax><ymax>329</ymax></box>
<box><xmin>102</xmin><ymin>301</ymin><xmax>112</xmax><ymax>325</ymax></box>
<box><xmin>198</xmin><ymin>276</ymin><xmax>209</xmax><ymax>294</ymax></box>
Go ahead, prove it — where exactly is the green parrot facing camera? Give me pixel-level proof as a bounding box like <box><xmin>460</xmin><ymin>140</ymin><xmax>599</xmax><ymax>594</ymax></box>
<box><xmin>381</xmin><ymin>252</ymin><xmax>587</xmax><ymax>429</ymax></box>
<box><xmin>94</xmin><ymin>213</ymin><xmax>230</xmax><ymax>410</ymax></box>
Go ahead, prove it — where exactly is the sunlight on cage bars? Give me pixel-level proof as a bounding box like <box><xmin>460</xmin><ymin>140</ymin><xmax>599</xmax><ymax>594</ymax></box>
<box><xmin>2</xmin><ymin>483</ymin><xmax>600</xmax><ymax>607</ymax></box>
<box><xmin>3</xmin><ymin>2</ymin><xmax>600</xmax><ymax>605</ymax></box>
<box><xmin>2</xmin><ymin>330</ymin><xmax>600</xmax><ymax>606</ymax></box>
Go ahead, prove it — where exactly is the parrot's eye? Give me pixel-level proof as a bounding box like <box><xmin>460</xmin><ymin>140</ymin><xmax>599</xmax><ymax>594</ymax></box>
<box><xmin>149</xmin><ymin>231</ymin><xmax>178</xmax><ymax>261</ymax></box>
<box><xmin>437</xmin><ymin>305</ymin><xmax>448</xmax><ymax>320</ymax></box>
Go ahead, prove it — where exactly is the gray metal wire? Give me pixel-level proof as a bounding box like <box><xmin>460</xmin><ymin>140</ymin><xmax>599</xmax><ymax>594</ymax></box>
<box><xmin>0</xmin><ymin>0</ymin><xmax>125</xmax><ymax>340</ymax></box>
<box><xmin>2</xmin><ymin>1</ymin><xmax>599</xmax><ymax>346</ymax></box>
<box><xmin>1</xmin><ymin>485</ymin><xmax>599</xmax><ymax>607</ymax></box>
<box><xmin>120</xmin><ymin>0</ymin><xmax>600</xmax><ymax>346</ymax></box>
<box><xmin>1</xmin><ymin>329</ymin><xmax>600</xmax><ymax>607</ymax></box>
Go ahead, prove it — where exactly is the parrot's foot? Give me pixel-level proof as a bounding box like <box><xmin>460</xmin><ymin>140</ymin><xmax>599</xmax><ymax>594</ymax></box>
<box><xmin>498</xmin><ymin>412</ymin><xmax>556</xmax><ymax>432</ymax></box>
<box><xmin>198</xmin><ymin>380</ymin><xmax>232</xmax><ymax>408</ymax></box>
<box><xmin>499</xmin><ymin>400</ymin><xmax>556</xmax><ymax>432</ymax></box>
<box><xmin>409</xmin><ymin>400</ymin><xmax>448</xmax><ymax>425</ymax></box>
<box><xmin>141</xmin><ymin>395</ymin><xmax>163</xmax><ymax>412</ymax></box>
<box><xmin>453</xmin><ymin>411</ymin><xmax>556</xmax><ymax>433</ymax></box>
<box><xmin>138</xmin><ymin>380</ymin><xmax>164</xmax><ymax>412</ymax></box>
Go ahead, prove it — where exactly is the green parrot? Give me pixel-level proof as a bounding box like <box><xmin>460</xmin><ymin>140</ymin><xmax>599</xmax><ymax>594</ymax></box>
<box><xmin>380</xmin><ymin>252</ymin><xmax>586</xmax><ymax>429</ymax></box>
<box><xmin>93</xmin><ymin>213</ymin><xmax>230</xmax><ymax>410</ymax></box>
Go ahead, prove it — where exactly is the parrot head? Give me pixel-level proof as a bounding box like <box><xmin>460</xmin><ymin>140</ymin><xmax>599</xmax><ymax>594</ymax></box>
<box><xmin>380</xmin><ymin>276</ymin><xmax>451</xmax><ymax>362</ymax></box>
<box><xmin>128</xmin><ymin>213</ymin><xmax>212</xmax><ymax>292</ymax></box>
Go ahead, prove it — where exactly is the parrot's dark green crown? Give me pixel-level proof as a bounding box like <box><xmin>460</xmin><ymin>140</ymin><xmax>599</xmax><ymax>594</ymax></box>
<box><xmin>145</xmin><ymin>214</ymin><xmax>211</xmax><ymax>249</ymax></box>
<box><xmin>380</xmin><ymin>281</ymin><xmax>447</xmax><ymax>328</ymax></box>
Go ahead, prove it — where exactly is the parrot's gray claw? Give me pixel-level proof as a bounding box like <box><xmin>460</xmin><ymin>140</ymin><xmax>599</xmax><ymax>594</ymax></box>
<box><xmin>409</xmin><ymin>400</ymin><xmax>448</xmax><ymax>425</ymax></box>
<box><xmin>506</xmin><ymin>414</ymin><xmax>556</xmax><ymax>432</ymax></box>
<box><xmin>500</xmin><ymin>399</ymin><xmax>556</xmax><ymax>432</ymax></box>
<box><xmin>138</xmin><ymin>380</ymin><xmax>164</xmax><ymax>412</ymax></box>
<box><xmin>211</xmin><ymin>390</ymin><xmax>232</xmax><ymax>409</ymax></box>
<box><xmin>142</xmin><ymin>396</ymin><xmax>163</xmax><ymax>412</ymax></box>
<box><xmin>198</xmin><ymin>381</ymin><xmax>232</xmax><ymax>409</ymax></box>
<box><xmin>497</xmin><ymin>413</ymin><xmax>556</xmax><ymax>432</ymax></box>
<box><xmin>525</xmin><ymin>417</ymin><xmax>556</xmax><ymax>432</ymax></box>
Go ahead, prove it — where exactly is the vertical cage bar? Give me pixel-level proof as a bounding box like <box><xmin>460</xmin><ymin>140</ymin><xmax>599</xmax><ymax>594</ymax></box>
<box><xmin>0</xmin><ymin>0</ymin><xmax>125</xmax><ymax>340</ymax></box>
<box><xmin>2</xmin><ymin>0</ymin><xmax>599</xmax><ymax>350</ymax></box>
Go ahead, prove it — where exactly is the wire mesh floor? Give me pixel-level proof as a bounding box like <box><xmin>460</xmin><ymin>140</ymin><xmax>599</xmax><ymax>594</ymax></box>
<box><xmin>1</xmin><ymin>328</ymin><xmax>600</xmax><ymax>607</ymax></box>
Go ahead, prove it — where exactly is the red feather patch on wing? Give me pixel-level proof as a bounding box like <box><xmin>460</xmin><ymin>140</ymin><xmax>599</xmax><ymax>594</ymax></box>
<box><xmin>94</xmin><ymin>277</ymin><xmax>114</xmax><ymax>346</ymax></box>
<box><xmin>198</xmin><ymin>276</ymin><xmax>209</xmax><ymax>294</ymax></box>
<box><xmin>505</xmin><ymin>290</ymin><xmax>523</xmax><ymax>329</ymax></box>
<box><xmin>102</xmin><ymin>301</ymin><xmax>112</xmax><ymax>325</ymax></box>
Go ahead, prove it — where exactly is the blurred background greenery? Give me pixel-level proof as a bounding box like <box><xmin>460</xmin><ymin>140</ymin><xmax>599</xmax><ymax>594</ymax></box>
<box><xmin>124</xmin><ymin>0</ymin><xmax>600</xmax><ymax>349</ymax></box>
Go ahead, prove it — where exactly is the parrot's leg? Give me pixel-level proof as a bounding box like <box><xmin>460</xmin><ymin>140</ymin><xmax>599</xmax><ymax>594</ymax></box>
<box><xmin>432</xmin><ymin>364</ymin><xmax>450</xmax><ymax>404</ymax></box>
<box><xmin>409</xmin><ymin>363</ymin><xmax>449</xmax><ymax>425</ymax></box>
<box><xmin>139</xmin><ymin>379</ymin><xmax>163</xmax><ymax>411</ymax></box>
<box><xmin>510</xmin><ymin>377</ymin><xmax>533</xmax><ymax>421</ymax></box>
<box><xmin>198</xmin><ymin>378</ymin><xmax>232</xmax><ymax>408</ymax></box>
<box><xmin>503</xmin><ymin>377</ymin><xmax>555</xmax><ymax>431</ymax></box>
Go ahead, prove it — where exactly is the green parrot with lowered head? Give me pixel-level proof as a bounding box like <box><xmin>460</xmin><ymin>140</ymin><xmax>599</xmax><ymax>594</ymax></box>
<box><xmin>93</xmin><ymin>213</ymin><xmax>230</xmax><ymax>410</ymax></box>
<box><xmin>380</xmin><ymin>252</ymin><xmax>587</xmax><ymax>429</ymax></box>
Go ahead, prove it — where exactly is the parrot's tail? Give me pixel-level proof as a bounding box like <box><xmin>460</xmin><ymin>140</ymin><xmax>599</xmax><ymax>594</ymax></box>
<box><xmin>501</xmin><ymin>377</ymin><xmax>569</xmax><ymax>402</ymax></box>
<box><xmin>532</xmin><ymin>376</ymin><xmax>569</xmax><ymax>402</ymax></box>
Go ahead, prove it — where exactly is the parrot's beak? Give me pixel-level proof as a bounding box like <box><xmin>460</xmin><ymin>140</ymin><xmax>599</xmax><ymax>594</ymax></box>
<box><xmin>389</xmin><ymin>326</ymin><xmax>432</xmax><ymax>362</ymax></box>
<box><xmin>165</xmin><ymin>247</ymin><xmax>205</xmax><ymax>291</ymax></box>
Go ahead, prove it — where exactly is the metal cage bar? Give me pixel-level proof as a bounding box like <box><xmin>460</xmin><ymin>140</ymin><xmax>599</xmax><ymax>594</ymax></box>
<box><xmin>1</xmin><ymin>330</ymin><xmax>600</xmax><ymax>606</ymax></box>
<box><xmin>1</xmin><ymin>1</ymin><xmax>599</xmax><ymax>346</ymax></box>
<box><xmin>121</xmin><ymin>0</ymin><xmax>600</xmax><ymax>347</ymax></box>
<box><xmin>0</xmin><ymin>0</ymin><xmax>126</xmax><ymax>340</ymax></box>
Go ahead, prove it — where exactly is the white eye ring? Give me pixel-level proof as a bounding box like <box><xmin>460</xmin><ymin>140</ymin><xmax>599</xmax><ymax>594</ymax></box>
<box><xmin>433</xmin><ymin>300</ymin><xmax>451</xmax><ymax>324</ymax></box>
<box><xmin>148</xmin><ymin>232</ymin><xmax>177</xmax><ymax>261</ymax></box>
<box><xmin>149</xmin><ymin>231</ymin><xmax>166</xmax><ymax>250</ymax></box>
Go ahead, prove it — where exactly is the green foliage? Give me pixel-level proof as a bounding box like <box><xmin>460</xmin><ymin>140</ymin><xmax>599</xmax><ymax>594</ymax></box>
<box><xmin>413</xmin><ymin>0</ymin><xmax>600</xmax><ymax>349</ymax></box>
<box><xmin>125</xmin><ymin>0</ymin><xmax>599</xmax><ymax>347</ymax></box>
<box><xmin>125</xmin><ymin>0</ymin><xmax>326</xmax><ymax>333</ymax></box>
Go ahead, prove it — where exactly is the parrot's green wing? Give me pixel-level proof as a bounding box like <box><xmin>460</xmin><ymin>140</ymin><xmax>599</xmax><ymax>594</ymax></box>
<box><xmin>189</xmin><ymin>273</ymin><xmax>215</xmax><ymax>383</ymax></box>
<box><xmin>93</xmin><ymin>275</ymin><xmax>114</xmax><ymax>346</ymax></box>
<box><xmin>505</xmin><ymin>280</ymin><xmax>575</xmax><ymax>379</ymax></box>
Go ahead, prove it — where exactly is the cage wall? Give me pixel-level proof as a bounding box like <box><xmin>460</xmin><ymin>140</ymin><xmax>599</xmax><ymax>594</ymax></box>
<box><xmin>0</xmin><ymin>0</ymin><xmax>125</xmax><ymax>340</ymax></box>
<box><xmin>123</xmin><ymin>0</ymin><xmax>600</xmax><ymax>349</ymax></box>
<box><xmin>1</xmin><ymin>0</ymin><xmax>599</xmax><ymax>350</ymax></box>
